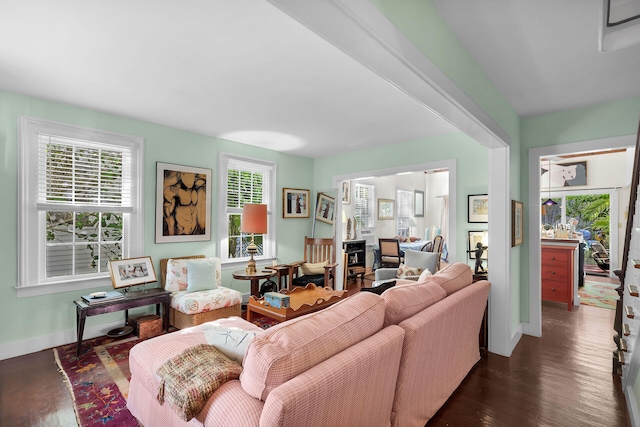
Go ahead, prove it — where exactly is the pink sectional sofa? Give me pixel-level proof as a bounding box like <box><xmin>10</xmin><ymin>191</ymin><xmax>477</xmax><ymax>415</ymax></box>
<box><xmin>127</xmin><ymin>262</ymin><xmax>489</xmax><ymax>427</ymax></box>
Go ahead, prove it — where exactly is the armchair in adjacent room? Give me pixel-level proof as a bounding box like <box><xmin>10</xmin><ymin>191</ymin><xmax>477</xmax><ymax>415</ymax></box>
<box><xmin>374</xmin><ymin>249</ymin><xmax>439</xmax><ymax>283</ymax></box>
<box><xmin>288</xmin><ymin>237</ymin><xmax>338</xmax><ymax>289</ymax></box>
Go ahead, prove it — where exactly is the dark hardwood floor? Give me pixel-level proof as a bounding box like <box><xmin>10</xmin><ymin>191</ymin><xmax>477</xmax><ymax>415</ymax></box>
<box><xmin>0</xmin><ymin>274</ymin><xmax>629</xmax><ymax>426</ymax></box>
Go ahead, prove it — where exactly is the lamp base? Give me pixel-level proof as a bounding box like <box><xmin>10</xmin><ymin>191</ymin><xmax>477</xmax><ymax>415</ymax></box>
<box><xmin>246</xmin><ymin>251</ymin><xmax>257</xmax><ymax>274</ymax></box>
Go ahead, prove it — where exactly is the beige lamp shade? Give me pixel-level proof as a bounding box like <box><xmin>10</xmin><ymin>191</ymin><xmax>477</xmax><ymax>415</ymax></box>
<box><xmin>241</xmin><ymin>204</ymin><xmax>267</xmax><ymax>234</ymax></box>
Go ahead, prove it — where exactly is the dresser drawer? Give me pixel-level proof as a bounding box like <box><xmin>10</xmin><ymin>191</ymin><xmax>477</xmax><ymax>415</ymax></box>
<box><xmin>541</xmin><ymin>249</ymin><xmax>569</xmax><ymax>267</ymax></box>
<box><xmin>541</xmin><ymin>265</ymin><xmax>569</xmax><ymax>281</ymax></box>
<box><xmin>542</xmin><ymin>280</ymin><xmax>568</xmax><ymax>302</ymax></box>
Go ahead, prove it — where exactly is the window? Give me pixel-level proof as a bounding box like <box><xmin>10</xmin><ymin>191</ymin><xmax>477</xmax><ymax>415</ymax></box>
<box><xmin>18</xmin><ymin>117</ymin><xmax>144</xmax><ymax>297</ymax></box>
<box><xmin>396</xmin><ymin>189</ymin><xmax>413</xmax><ymax>237</ymax></box>
<box><xmin>354</xmin><ymin>183</ymin><xmax>375</xmax><ymax>228</ymax></box>
<box><xmin>218</xmin><ymin>153</ymin><xmax>275</xmax><ymax>265</ymax></box>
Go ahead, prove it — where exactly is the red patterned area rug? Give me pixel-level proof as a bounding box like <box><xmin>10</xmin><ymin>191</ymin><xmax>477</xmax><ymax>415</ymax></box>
<box><xmin>54</xmin><ymin>317</ymin><xmax>278</xmax><ymax>426</ymax></box>
<box><xmin>53</xmin><ymin>334</ymin><xmax>142</xmax><ymax>427</ymax></box>
<box><xmin>579</xmin><ymin>280</ymin><xmax>618</xmax><ymax>310</ymax></box>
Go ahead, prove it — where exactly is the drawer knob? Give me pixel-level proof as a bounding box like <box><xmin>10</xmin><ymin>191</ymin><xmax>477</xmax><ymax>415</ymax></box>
<box><xmin>551</xmin><ymin>271</ymin><xmax>556</xmax><ymax>275</ymax></box>
<box><xmin>551</xmin><ymin>287</ymin><xmax>555</xmax><ymax>291</ymax></box>
<box><xmin>551</xmin><ymin>257</ymin><xmax>556</xmax><ymax>260</ymax></box>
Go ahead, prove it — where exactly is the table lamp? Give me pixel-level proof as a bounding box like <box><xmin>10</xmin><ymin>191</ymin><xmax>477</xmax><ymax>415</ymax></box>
<box><xmin>241</xmin><ymin>204</ymin><xmax>267</xmax><ymax>274</ymax></box>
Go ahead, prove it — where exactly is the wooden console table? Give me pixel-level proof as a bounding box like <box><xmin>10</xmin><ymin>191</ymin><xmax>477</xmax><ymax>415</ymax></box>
<box><xmin>74</xmin><ymin>288</ymin><xmax>170</xmax><ymax>356</ymax></box>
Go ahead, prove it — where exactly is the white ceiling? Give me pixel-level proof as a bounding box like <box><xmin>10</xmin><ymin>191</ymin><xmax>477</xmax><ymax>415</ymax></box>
<box><xmin>2</xmin><ymin>0</ymin><xmax>639</xmax><ymax>158</ymax></box>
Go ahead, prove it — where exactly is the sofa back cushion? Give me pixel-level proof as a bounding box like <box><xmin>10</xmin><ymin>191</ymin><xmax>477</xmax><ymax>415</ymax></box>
<box><xmin>240</xmin><ymin>292</ymin><xmax>385</xmax><ymax>401</ymax></box>
<box><xmin>381</xmin><ymin>282</ymin><xmax>446</xmax><ymax>327</ymax></box>
<box><xmin>428</xmin><ymin>262</ymin><xmax>473</xmax><ymax>296</ymax></box>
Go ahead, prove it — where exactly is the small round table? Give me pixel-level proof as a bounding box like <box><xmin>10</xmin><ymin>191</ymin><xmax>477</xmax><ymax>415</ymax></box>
<box><xmin>232</xmin><ymin>269</ymin><xmax>276</xmax><ymax>296</ymax></box>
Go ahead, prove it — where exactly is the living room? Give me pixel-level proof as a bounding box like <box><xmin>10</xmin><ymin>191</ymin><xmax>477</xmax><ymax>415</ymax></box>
<box><xmin>2</xmin><ymin>1</ymin><xmax>640</xmax><ymax>425</ymax></box>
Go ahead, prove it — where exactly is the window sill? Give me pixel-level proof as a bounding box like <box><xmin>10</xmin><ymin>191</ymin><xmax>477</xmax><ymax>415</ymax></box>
<box><xmin>16</xmin><ymin>276</ymin><xmax>113</xmax><ymax>298</ymax></box>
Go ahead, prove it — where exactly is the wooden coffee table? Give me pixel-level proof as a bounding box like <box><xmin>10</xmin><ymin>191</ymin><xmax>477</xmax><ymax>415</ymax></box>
<box><xmin>246</xmin><ymin>283</ymin><xmax>347</xmax><ymax>323</ymax></box>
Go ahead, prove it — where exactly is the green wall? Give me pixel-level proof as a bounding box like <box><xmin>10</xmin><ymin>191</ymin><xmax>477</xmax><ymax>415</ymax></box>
<box><xmin>0</xmin><ymin>90</ymin><xmax>315</xmax><ymax>347</ymax></box>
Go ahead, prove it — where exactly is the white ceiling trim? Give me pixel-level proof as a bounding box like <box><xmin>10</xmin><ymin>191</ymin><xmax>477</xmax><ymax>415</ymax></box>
<box><xmin>269</xmin><ymin>0</ymin><xmax>511</xmax><ymax>149</ymax></box>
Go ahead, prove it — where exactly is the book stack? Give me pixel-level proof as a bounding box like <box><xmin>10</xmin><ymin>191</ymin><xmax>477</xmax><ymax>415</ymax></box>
<box><xmin>81</xmin><ymin>290</ymin><xmax>125</xmax><ymax>305</ymax></box>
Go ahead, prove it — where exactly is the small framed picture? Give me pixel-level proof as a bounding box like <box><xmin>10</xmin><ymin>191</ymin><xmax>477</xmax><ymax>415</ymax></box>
<box><xmin>283</xmin><ymin>188</ymin><xmax>310</xmax><ymax>218</ymax></box>
<box><xmin>512</xmin><ymin>200</ymin><xmax>524</xmax><ymax>247</ymax></box>
<box><xmin>315</xmin><ymin>193</ymin><xmax>335</xmax><ymax>224</ymax></box>
<box><xmin>414</xmin><ymin>190</ymin><xmax>424</xmax><ymax>217</ymax></box>
<box><xmin>108</xmin><ymin>256</ymin><xmax>157</xmax><ymax>289</ymax></box>
<box><xmin>342</xmin><ymin>180</ymin><xmax>351</xmax><ymax>205</ymax></box>
<box><xmin>378</xmin><ymin>198</ymin><xmax>395</xmax><ymax>220</ymax></box>
<box><xmin>468</xmin><ymin>194</ymin><xmax>488</xmax><ymax>223</ymax></box>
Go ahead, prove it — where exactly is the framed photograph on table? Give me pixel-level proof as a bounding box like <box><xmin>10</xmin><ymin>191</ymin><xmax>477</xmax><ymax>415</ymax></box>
<box><xmin>283</xmin><ymin>188</ymin><xmax>310</xmax><ymax>218</ymax></box>
<box><xmin>414</xmin><ymin>190</ymin><xmax>424</xmax><ymax>217</ymax></box>
<box><xmin>108</xmin><ymin>256</ymin><xmax>157</xmax><ymax>289</ymax></box>
<box><xmin>315</xmin><ymin>193</ymin><xmax>335</xmax><ymax>224</ymax></box>
<box><xmin>378</xmin><ymin>198</ymin><xmax>395</xmax><ymax>220</ymax></box>
<box><xmin>156</xmin><ymin>162</ymin><xmax>212</xmax><ymax>243</ymax></box>
<box><xmin>468</xmin><ymin>194</ymin><xmax>488</xmax><ymax>223</ymax></box>
<box><xmin>512</xmin><ymin>200</ymin><xmax>524</xmax><ymax>247</ymax></box>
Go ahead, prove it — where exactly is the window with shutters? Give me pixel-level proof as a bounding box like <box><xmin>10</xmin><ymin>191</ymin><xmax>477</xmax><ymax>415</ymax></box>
<box><xmin>218</xmin><ymin>153</ymin><xmax>276</xmax><ymax>264</ymax></box>
<box><xmin>354</xmin><ymin>183</ymin><xmax>375</xmax><ymax>228</ymax></box>
<box><xmin>18</xmin><ymin>117</ymin><xmax>144</xmax><ymax>297</ymax></box>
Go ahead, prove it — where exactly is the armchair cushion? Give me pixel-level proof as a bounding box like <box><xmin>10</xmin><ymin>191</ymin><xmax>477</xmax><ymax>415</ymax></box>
<box><xmin>300</xmin><ymin>260</ymin><xmax>328</xmax><ymax>275</ymax></box>
<box><xmin>375</xmin><ymin>267</ymin><xmax>401</xmax><ymax>282</ymax></box>
<box><xmin>165</xmin><ymin>257</ymin><xmax>222</xmax><ymax>292</ymax></box>
<box><xmin>171</xmin><ymin>287</ymin><xmax>242</xmax><ymax>315</ymax></box>
<box><xmin>185</xmin><ymin>258</ymin><xmax>219</xmax><ymax>292</ymax></box>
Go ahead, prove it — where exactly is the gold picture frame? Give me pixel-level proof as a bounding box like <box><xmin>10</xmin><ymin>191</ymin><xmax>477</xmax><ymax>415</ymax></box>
<box><xmin>378</xmin><ymin>198</ymin><xmax>395</xmax><ymax>220</ymax></box>
<box><xmin>512</xmin><ymin>200</ymin><xmax>524</xmax><ymax>247</ymax></box>
<box><xmin>283</xmin><ymin>188</ymin><xmax>310</xmax><ymax>218</ymax></box>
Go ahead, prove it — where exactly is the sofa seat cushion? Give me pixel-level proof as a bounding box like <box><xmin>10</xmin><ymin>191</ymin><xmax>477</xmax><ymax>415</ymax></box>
<box><xmin>428</xmin><ymin>262</ymin><xmax>473</xmax><ymax>296</ymax></box>
<box><xmin>381</xmin><ymin>282</ymin><xmax>447</xmax><ymax>327</ymax></box>
<box><xmin>129</xmin><ymin>316</ymin><xmax>261</xmax><ymax>402</ymax></box>
<box><xmin>171</xmin><ymin>286</ymin><xmax>242</xmax><ymax>315</ymax></box>
<box><xmin>240</xmin><ymin>292</ymin><xmax>385</xmax><ymax>401</ymax></box>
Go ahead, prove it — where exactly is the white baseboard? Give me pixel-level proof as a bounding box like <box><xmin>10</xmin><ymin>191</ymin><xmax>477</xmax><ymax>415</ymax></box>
<box><xmin>0</xmin><ymin>320</ymin><xmax>122</xmax><ymax>361</ymax></box>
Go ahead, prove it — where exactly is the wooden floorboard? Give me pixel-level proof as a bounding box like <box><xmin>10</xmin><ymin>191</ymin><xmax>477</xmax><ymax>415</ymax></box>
<box><xmin>0</xmin><ymin>274</ymin><xmax>630</xmax><ymax>426</ymax></box>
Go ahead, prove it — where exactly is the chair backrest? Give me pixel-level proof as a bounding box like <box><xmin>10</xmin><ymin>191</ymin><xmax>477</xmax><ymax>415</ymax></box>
<box><xmin>591</xmin><ymin>241</ymin><xmax>608</xmax><ymax>255</ymax></box>
<box><xmin>159</xmin><ymin>255</ymin><xmax>205</xmax><ymax>288</ymax></box>
<box><xmin>303</xmin><ymin>236</ymin><xmax>335</xmax><ymax>264</ymax></box>
<box><xmin>432</xmin><ymin>235</ymin><xmax>444</xmax><ymax>253</ymax></box>
<box><xmin>379</xmin><ymin>238</ymin><xmax>401</xmax><ymax>258</ymax></box>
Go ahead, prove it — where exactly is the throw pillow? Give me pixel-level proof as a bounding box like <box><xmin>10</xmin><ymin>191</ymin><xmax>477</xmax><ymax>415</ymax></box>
<box><xmin>165</xmin><ymin>259</ymin><xmax>189</xmax><ymax>292</ymax></box>
<box><xmin>396</xmin><ymin>263</ymin><xmax>424</xmax><ymax>279</ymax></box>
<box><xmin>202</xmin><ymin>324</ymin><xmax>260</xmax><ymax>363</ymax></box>
<box><xmin>301</xmin><ymin>260</ymin><xmax>328</xmax><ymax>275</ymax></box>
<box><xmin>417</xmin><ymin>268</ymin><xmax>433</xmax><ymax>283</ymax></box>
<box><xmin>156</xmin><ymin>344</ymin><xmax>242</xmax><ymax>421</ymax></box>
<box><xmin>185</xmin><ymin>258</ymin><xmax>218</xmax><ymax>292</ymax></box>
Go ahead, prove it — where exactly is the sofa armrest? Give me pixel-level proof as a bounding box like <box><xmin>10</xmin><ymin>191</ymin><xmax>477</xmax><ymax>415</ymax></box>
<box><xmin>375</xmin><ymin>268</ymin><xmax>398</xmax><ymax>281</ymax></box>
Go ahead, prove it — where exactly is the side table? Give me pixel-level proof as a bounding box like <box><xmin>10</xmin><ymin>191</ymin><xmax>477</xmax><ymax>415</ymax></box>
<box><xmin>232</xmin><ymin>269</ymin><xmax>276</xmax><ymax>296</ymax></box>
<box><xmin>74</xmin><ymin>287</ymin><xmax>170</xmax><ymax>356</ymax></box>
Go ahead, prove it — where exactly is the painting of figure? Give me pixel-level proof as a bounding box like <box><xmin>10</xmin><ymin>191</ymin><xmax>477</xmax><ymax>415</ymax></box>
<box><xmin>541</xmin><ymin>161</ymin><xmax>587</xmax><ymax>188</ymax></box>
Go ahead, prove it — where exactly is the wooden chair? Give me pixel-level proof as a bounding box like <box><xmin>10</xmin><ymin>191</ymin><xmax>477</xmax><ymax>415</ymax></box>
<box><xmin>288</xmin><ymin>237</ymin><xmax>338</xmax><ymax>289</ymax></box>
<box><xmin>591</xmin><ymin>242</ymin><xmax>610</xmax><ymax>271</ymax></box>
<box><xmin>379</xmin><ymin>238</ymin><xmax>403</xmax><ymax>268</ymax></box>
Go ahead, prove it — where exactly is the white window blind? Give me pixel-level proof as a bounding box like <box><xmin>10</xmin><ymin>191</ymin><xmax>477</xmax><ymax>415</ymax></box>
<box><xmin>355</xmin><ymin>184</ymin><xmax>375</xmax><ymax>228</ymax></box>
<box><xmin>18</xmin><ymin>116</ymin><xmax>144</xmax><ymax>297</ymax></box>
<box><xmin>219</xmin><ymin>153</ymin><xmax>275</xmax><ymax>263</ymax></box>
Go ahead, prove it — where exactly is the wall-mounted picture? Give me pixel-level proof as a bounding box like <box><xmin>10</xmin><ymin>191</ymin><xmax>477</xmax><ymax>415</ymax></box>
<box><xmin>468</xmin><ymin>231</ymin><xmax>488</xmax><ymax>260</ymax></box>
<box><xmin>108</xmin><ymin>256</ymin><xmax>157</xmax><ymax>289</ymax></box>
<box><xmin>468</xmin><ymin>194</ymin><xmax>489</xmax><ymax>223</ymax></box>
<box><xmin>342</xmin><ymin>180</ymin><xmax>351</xmax><ymax>205</ymax></box>
<box><xmin>378</xmin><ymin>198</ymin><xmax>395</xmax><ymax>220</ymax></box>
<box><xmin>315</xmin><ymin>193</ymin><xmax>335</xmax><ymax>224</ymax></box>
<box><xmin>156</xmin><ymin>162</ymin><xmax>212</xmax><ymax>243</ymax></box>
<box><xmin>540</xmin><ymin>161</ymin><xmax>587</xmax><ymax>188</ymax></box>
<box><xmin>512</xmin><ymin>200</ymin><xmax>524</xmax><ymax>247</ymax></box>
<box><xmin>414</xmin><ymin>190</ymin><xmax>424</xmax><ymax>217</ymax></box>
<box><xmin>283</xmin><ymin>188</ymin><xmax>310</xmax><ymax>218</ymax></box>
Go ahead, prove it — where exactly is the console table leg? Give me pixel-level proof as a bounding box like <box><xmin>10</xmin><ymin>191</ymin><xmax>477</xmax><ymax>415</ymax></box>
<box><xmin>76</xmin><ymin>309</ymin><xmax>87</xmax><ymax>357</ymax></box>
